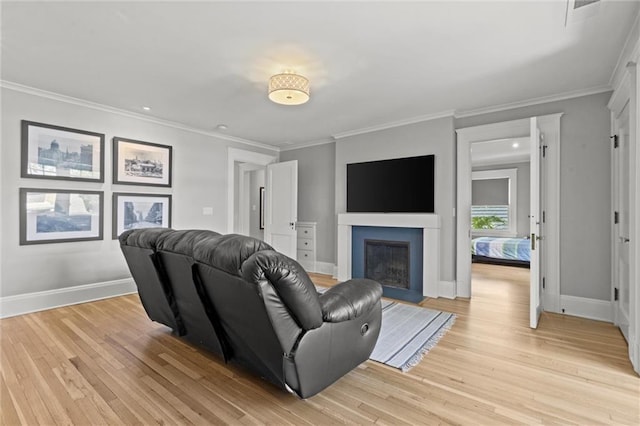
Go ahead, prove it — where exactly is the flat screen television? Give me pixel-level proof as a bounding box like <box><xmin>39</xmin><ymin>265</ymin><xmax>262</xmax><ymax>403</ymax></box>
<box><xmin>346</xmin><ymin>154</ymin><xmax>435</xmax><ymax>213</ymax></box>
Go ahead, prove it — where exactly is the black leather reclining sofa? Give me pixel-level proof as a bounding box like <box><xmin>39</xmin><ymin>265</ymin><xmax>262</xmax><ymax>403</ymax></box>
<box><xmin>119</xmin><ymin>228</ymin><xmax>382</xmax><ymax>398</ymax></box>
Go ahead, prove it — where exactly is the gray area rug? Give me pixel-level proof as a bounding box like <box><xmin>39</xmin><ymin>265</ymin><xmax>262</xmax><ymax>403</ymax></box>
<box><xmin>371</xmin><ymin>300</ymin><xmax>456</xmax><ymax>371</ymax></box>
<box><xmin>316</xmin><ymin>286</ymin><xmax>456</xmax><ymax>372</ymax></box>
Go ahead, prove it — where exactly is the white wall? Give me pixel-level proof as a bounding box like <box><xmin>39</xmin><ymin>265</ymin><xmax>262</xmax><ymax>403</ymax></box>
<box><xmin>1</xmin><ymin>88</ymin><xmax>276</xmax><ymax>298</ymax></box>
<box><xmin>335</xmin><ymin>116</ymin><xmax>456</xmax><ymax>282</ymax></box>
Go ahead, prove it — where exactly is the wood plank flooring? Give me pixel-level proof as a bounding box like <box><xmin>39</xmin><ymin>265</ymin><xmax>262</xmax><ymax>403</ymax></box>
<box><xmin>2</xmin><ymin>263</ymin><xmax>638</xmax><ymax>425</ymax></box>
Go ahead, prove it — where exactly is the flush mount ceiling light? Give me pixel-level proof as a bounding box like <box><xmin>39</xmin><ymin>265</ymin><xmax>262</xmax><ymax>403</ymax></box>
<box><xmin>268</xmin><ymin>72</ymin><xmax>310</xmax><ymax>105</ymax></box>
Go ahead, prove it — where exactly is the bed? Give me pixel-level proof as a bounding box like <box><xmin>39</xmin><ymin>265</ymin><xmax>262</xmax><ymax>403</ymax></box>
<box><xmin>471</xmin><ymin>236</ymin><xmax>531</xmax><ymax>268</ymax></box>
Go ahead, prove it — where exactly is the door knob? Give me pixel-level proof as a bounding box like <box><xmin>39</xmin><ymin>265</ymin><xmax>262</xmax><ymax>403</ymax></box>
<box><xmin>620</xmin><ymin>236</ymin><xmax>630</xmax><ymax>243</ymax></box>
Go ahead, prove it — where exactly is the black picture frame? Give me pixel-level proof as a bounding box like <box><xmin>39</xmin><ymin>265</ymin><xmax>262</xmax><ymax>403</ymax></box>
<box><xmin>259</xmin><ymin>186</ymin><xmax>265</xmax><ymax>230</ymax></box>
<box><xmin>21</xmin><ymin>120</ymin><xmax>105</xmax><ymax>182</ymax></box>
<box><xmin>19</xmin><ymin>188</ymin><xmax>104</xmax><ymax>245</ymax></box>
<box><xmin>113</xmin><ymin>137</ymin><xmax>172</xmax><ymax>187</ymax></box>
<box><xmin>112</xmin><ymin>192</ymin><xmax>172</xmax><ymax>239</ymax></box>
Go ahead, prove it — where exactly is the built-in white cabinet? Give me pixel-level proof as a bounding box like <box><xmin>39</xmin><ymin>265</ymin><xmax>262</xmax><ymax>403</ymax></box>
<box><xmin>296</xmin><ymin>222</ymin><xmax>316</xmax><ymax>272</ymax></box>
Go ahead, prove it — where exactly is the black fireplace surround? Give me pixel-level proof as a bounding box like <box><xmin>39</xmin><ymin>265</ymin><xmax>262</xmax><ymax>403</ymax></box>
<box><xmin>365</xmin><ymin>239</ymin><xmax>410</xmax><ymax>289</ymax></box>
<box><xmin>119</xmin><ymin>228</ymin><xmax>382</xmax><ymax>398</ymax></box>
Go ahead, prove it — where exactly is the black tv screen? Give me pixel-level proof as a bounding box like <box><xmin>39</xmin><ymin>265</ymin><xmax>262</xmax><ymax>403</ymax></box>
<box><xmin>347</xmin><ymin>155</ymin><xmax>435</xmax><ymax>213</ymax></box>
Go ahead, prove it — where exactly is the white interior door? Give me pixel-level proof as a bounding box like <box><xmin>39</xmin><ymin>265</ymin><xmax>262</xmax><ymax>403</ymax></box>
<box><xmin>614</xmin><ymin>103</ymin><xmax>631</xmax><ymax>341</ymax></box>
<box><xmin>530</xmin><ymin>117</ymin><xmax>542</xmax><ymax>329</ymax></box>
<box><xmin>264</xmin><ymin>160</ymin><xmax>298</xmax><ymax>259</ymax></box>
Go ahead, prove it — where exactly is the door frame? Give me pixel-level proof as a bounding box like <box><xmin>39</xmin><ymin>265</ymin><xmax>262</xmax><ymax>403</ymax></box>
<box><xmin>608</xmin><ymin>61</ymin><xmax>639</xmax><ymax>374</ymax></box>
<box><xmin>227</xmin><ymin>148</ymin><xmax>277</xmax><ymax>234</ymax></box>
<box><xmin>455</xmin><ymin>114</ymin><xmax>562</xmax><ymax>314</ymax></box>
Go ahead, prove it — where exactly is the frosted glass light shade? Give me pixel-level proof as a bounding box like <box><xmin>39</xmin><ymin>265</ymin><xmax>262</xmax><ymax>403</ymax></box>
<box><xmin>268</xmin><ymin>73</ymin><xmax>310</xmax><ymax>105</ymax></box>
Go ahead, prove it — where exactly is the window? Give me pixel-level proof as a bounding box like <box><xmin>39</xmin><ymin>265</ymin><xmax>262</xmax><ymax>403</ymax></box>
<box><xmin>471</xmin><ymin>169</ymin><xmax>517</xmax><ymax>236</ymax></box>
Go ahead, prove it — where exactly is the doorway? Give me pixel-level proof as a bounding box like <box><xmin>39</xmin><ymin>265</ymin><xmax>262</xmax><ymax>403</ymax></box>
<box><xmin>227</xmin><ymin>148</ymin><xmax>276</xmax><ymax>235</ymax></box>
<box><xmin>470</xmin><ymin>138</ymin><xmax>532</xmax><ymax>320</ymax></box>
<box><xmin>236</xmin><ymin>163</ymin><xmax>266</xmax><ymax>239</ymax></box>
<box><xmin>456</xmin><ymin>114</ymin><xmax>562</xmax><ymax>327</ymax></box>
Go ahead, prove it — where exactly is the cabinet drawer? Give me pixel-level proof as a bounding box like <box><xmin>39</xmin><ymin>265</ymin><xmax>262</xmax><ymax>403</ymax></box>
<box><xmin>297</xmin><ymin>237</ymin><xmax>313</xmax><ymax>250</ymax></box>
<box><xmin>297</xmin><ymin>249</ymin><xmax>315</xmax><ymax>261</ymax></box>
<box><xmin>296</xmin><ymin>227</ymin><xmax>313</xmax><ymax>238</ymax></box>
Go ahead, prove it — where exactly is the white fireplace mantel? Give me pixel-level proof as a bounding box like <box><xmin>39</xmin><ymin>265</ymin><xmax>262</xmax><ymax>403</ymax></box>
<box><xmin>337</xmin><ymin>213</ymin><xmax>441</xmax><ymax>298</ymax></box>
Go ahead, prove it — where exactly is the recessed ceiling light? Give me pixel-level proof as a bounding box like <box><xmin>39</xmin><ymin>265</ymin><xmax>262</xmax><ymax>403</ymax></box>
<box><xmin>142</xmin><ymin>106</ymin><xmax>151</xmax><ymax>111</ymax></box>
<box><xmin>216</xmin><ymin>124</ymin><xmax>228</xmax><ymax>131</ymax></box>
<box><xmin>512</xmin><ymin>142</ymin><xmax>519</xmax><ymax>148</ymax></box>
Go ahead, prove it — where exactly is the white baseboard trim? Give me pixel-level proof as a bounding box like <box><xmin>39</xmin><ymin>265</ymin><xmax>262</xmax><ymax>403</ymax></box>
<box><xmin>559</xmin><ymin>295</ymin><xmax>612</xmax><ymax>322</ymax></box>
<box><xmin>630</xmin><ymin>335</ymin><xmax>640</xmax><ymax>375</ymax></box>
<box><xmin>315</xmin><ymin>261</ymin><xmax>336</xmax><ymax>276</ymax></box>
<box><xmin>438</xmin><ymin>281</ymin><xmax>457</xmax><ymax>299</ymax></box>
<box><xmin>0</xmin><ymin>278</ymin><xmax>136</xmax><ymax>319</ymax></box>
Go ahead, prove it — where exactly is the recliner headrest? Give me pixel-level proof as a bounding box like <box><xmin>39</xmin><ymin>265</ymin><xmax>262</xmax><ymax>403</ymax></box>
<box><xmin>192</xmin><ymin>234</ymin><xmax>273</xmax><ymax>276</ymax></box>
<box><xmin>156</xmin><ymin>229</ymin><xmax>222</xmax><ymax>256</ymax></box>
<box><xmin>241</xmin><ymin>250</ymin><xmax>323</xmax><ymax>330</ymax></box>
<box><xmin>118</xmin><ymin>228</ymin><xmax>175</xmax><ymax>249</ymax></box>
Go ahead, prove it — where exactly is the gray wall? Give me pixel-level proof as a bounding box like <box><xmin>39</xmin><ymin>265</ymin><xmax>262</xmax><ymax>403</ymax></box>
<box><xmin>473</xmin><ymin>162</ymin><xmax>531</xmax><ymax>237</ymax></box>
<box><xmin>280</xmin><ymin>142</ymin><xmax>336</xmax><ymax>264</ymax></box>
<box><xmin>457</xmin><ymin>91</ymin><xmax>612</xmax><ymax>300</ymax></box>
<box><xmin>1</xmin><ymin>88</ymin><xmax>276</xmax><ymax>297</ymax></box>
<box><xmin>335</xmin><ymin>117</ymin><xmax>457</xmax><ymax>282</ymax></box>
<box><xmin>288</xmin><ymin>92</ymin><xmax>611</xmax><ymax>301</ymax></box>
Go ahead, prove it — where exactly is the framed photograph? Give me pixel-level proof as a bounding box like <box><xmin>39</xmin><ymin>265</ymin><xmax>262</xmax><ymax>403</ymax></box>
<box><xmin>112</xmin><ymin>193</ymin><xmax>172</xmax><ymax>239</ymax></box>
<box><xmin>113</xmin><ymin>137</ymin><xmax>172</xmax><ymax>187</ymax></box>
<box><xmin>21</xmin><ymin>120</ymin><xmax>105</xmax><ymax>182</ymax></box>
<box><xmin>259</xmin><ymin>186</ymin><xmax>265</xmax><ymax>230</ymax></box>
<box><xmin>19</xmin><ymin>188</ymin><xmax>104</xmax><ymax>245</ymax></box>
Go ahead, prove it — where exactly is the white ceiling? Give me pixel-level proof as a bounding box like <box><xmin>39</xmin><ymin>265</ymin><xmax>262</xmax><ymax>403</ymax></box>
<box><xmin>471</xmin><ymin>137</ymin><xmax>530</xmax><ymax>167</ymax></box>
<box><xmin>2</xmin><ymin>1</ymin><xmax>638</xmax><ymax>149</ymax></box>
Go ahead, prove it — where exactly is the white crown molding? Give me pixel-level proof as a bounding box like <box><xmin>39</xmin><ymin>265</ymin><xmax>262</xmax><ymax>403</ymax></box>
<box><xmin>333</xmin><ymin>110</ymin><xmax>456</xmax><ymax>140</ymax></box>
<box><xmin>2</xmin><ymin>78</ymin><xmax>620</xmax><ymax>152</ymax></box>
<box><xmin>0</xmin><ymin>80</ymin><xmax>279</xmax><ymax>153</ymax></box>
<box><xmin>329</xmin><ymin>85</ymin><xmax>612</xmax><ymax>143</ymax></box>
<box><xmin>608</xmin><ymin>71</ymin><xmax>631</xmax><ymax>115</ymax></box>
<box><xmin>609</xmin><ymin>9</ymin><xmax>640</xmax><ymax>92</ymax></box>
<box><xmin>279</xmin><ymin>137</ymin><xmax>336</xmax><ymax>152</ymax></box>
<box><xmin>455</xmin><ymin>85</ymin><xmax>612</xmax><ymax>118</ymax></box>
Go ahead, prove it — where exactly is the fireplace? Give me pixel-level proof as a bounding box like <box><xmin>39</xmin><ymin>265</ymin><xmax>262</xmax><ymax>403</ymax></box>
<box><xmin>352</xmin><ymin>226</ymin><xmax>423</xmax><ymax>302</ymax></box>
<box><xmin>365</xmin><ymin>239</ymin><xmax>410</xmax><ymax>289</ymax></box>
<box><xmin>337</xmin><ymin>213</ymin><xmax>441</xmax><ymax>298</ymax></box>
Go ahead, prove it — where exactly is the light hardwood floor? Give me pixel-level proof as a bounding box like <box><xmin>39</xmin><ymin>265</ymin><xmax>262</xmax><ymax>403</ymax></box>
<box><xmin>1</xmin><ymin>263</ymin><xmax>638</xmax><ymax>425</ymax></box>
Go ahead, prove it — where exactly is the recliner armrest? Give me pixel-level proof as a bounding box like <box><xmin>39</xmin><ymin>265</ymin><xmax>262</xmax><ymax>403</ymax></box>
<box><xmin>319</xmin><ymin>279</ymin><xmax>382</xmax><ymax>322</ymax></box>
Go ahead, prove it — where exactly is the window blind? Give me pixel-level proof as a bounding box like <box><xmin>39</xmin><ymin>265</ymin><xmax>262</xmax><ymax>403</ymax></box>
<box><xmin>472</xmin><ymin>178</ymin><xmax>509</xmax><ymax>205</ymax></box>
